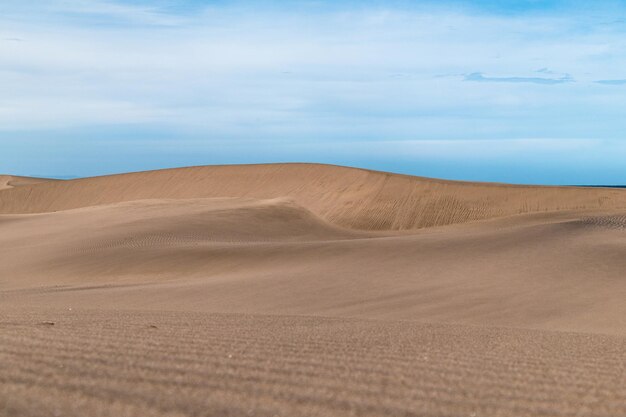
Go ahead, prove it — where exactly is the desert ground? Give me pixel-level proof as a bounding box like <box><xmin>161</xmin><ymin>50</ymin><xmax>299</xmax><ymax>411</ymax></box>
<box><xmin>0</xmin><ymin>175</ymin><xmax>56</xmax><ymax>191</ymax></box>
<box><xmin>1</xmin><ymin>163</ymin><xmax>625</xmax><ymax>416</ymax></box>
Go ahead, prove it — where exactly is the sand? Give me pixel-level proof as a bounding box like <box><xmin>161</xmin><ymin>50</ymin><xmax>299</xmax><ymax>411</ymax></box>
<box><xmin>0</xmin><ymin>175</ymin><xmax>55</xmax><ymax>191</ymax></box>
<box><xmin>1</xmin><ymin>163</ymin><xmax>624</xmax><ymax>416</ymax></box>
<box><xmin>2</xmin><ymin>163</ymin><xmax>626</xmax><ymax>229</ymax></box>
<box><xmin>2</xmin><ymin>310</ymin><xmax>624</xmax><ymax>417</ymax></box>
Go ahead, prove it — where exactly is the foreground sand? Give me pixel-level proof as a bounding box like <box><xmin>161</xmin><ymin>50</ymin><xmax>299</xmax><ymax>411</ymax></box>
<box><xmin>1</xmin><ymin>164</ymin><xmax>625</xmax><ymax>416</ymax></box>
<box><xmin>2</xmin><ymin>309</ymin><xmax>624</xmax><ymax>417</ymax></box>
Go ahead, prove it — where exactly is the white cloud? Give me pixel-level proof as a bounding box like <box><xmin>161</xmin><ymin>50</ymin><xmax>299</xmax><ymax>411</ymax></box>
<box><xmin>4</xmin><ymin>0</ymin><xmax>184</xmax><ymax>26</ymax></box>
<box><xmin>0</xmin><ymin>98</ymin><xmax>168</xmax><ymax>130</ymax></box>
<box><xmin>1</xmin><ymin>0</ymin><xmax>626</xmax><ymax>143</ymax></box>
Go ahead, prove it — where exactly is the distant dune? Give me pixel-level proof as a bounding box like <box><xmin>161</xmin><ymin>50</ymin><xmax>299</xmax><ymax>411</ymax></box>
<box><xmin>0</xmin><ymin>174</ymin><xmax>56</xmax><ymax>190</ymax></box>
<box><xmin>1</xmin><ymin>164</ymin><xmax>625</xmax><ymax>417</ymax></box>
<box><xmin>1</xmin><ymin>163</ymin><xmax>626</xmax><ymax>230</ymax></box>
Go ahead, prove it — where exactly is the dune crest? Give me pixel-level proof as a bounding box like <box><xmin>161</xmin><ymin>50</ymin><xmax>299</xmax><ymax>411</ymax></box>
<box><xmin>0</xmin><ymin>175</ymin><xmax>56</xmax><ymax>190</ymax></box>
<box><xmin>1</xmin><ymin>163</ymin><xmax>625</xmax><ymax>230</ymax></box>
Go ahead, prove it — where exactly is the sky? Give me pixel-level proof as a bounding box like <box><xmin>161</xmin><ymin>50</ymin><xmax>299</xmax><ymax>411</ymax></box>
<box><xmin>1</xmin><ymin>0</ymin><xmax>626</xmax><ymax>184</ymax></box>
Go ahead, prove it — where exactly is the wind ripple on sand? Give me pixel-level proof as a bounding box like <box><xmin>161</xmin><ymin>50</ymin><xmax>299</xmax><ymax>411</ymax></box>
<box><xmin>1</xmin><ymin>309</ymin><xmax>624</xmax><ymax>417</ymax></box>
<box><xmin>580</xmin><ymin>215</ymin><xmax>626</xmax><ymax>229</ymax></box>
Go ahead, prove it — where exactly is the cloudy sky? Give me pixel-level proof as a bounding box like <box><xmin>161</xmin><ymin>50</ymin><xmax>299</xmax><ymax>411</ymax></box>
<box><xmin>1</xmin><ymin>0</ymin><xmax>626</xmax><ymax>184</ymax></box>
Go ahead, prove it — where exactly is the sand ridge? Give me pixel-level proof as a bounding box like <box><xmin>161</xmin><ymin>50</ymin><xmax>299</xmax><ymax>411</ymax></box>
<box><xmin>1</xmin><ymin>163</ymin><xmax>626</xmax><ymax>230</ymax></box>
<box><xmin>0</xmin><ymin>175</ymin><xmax>56</xmax><ymax>191</ymax></box>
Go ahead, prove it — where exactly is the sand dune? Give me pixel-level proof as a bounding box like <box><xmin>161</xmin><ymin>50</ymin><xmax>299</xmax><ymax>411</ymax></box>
<box><xmin>1</xmin><ymin>164</ymin><xmax>625</xmax><ymax>416</ymax></box>
<box><xmin>2</xmin><ymin>197</ymin><xmax>625</xmax><ymax>334</ymax></box>
<box><xmin>1</xmin><ymin>163</ymin><xmax>626</xmax><ymax>230</ymax></box>
<box><xmin>0</xmin><ymin>175</ymin><xmax>55</xmax><ymax>191</ymax></box>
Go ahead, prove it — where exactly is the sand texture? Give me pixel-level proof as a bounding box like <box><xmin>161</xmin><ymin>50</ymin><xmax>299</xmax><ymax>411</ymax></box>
<box><xmin>0</xmin><ymin>175</ymin><xmax>56</xmax><ymax>191</ymax></box>
<box><xmin>1</xmin><ymin>164</ymin><xmax>625</xmax><ymax>416</ymax></box>
<box><xmin>1</xmin><ymin>163</ymin><xmax>626</xmax><ymax>230</ymax></box>
<box><xmin>2</xmin><ymin>310</ymin><xmax>624</xmax><ymax>417</ymax></box>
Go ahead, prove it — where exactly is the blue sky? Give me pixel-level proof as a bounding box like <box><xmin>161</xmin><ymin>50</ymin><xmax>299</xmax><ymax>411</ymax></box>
<box><xmin>1</xmin><ymin>0</ymin><xmax>626</xmax><ymax>184</ymax></box>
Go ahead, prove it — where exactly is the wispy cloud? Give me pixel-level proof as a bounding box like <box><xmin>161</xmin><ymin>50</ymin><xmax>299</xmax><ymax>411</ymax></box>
<box><xmin>595</xmin><ymin>79</ymin><xmax>626</xmax><ymax>85</ymax></box>
<box><xmin>1</xmin><ymin>0</ymin><xmax>626</xmax><ymax>182</ymax></box>
<box><xmin>464</xmin><ymin>72</ymin><xmax>573</xmax><ymax>84</ymax></box>
<box><xmin>12</xmin><ymin>0</ymin><xmax>183</xmax><ymax>26</ymax></box>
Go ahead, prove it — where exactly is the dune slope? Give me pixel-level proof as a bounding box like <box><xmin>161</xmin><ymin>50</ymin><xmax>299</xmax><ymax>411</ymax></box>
<box><xmin>1</xmin><ymin>163</ymin><xmax>625</xmax><ymax>230</ymax></box>
<box><xmin>2</xmin><ymin>197</ymin><xmax>625</xmax><ymax>334</ymax></box>
<box><xmin>0</xmin><ymin>175</ymin><xmax>56</xmax><ymax>191</ymax></box>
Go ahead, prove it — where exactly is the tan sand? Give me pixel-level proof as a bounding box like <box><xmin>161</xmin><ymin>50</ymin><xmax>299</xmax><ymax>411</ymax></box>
<box><xmin>0</xmin><ymin>175</ymin><xmax>56</xmax><ymax>191</ymax></box>
<box><xmin>1</xmin><ymin>163</ymin><xmax>626</xmax><ymax>229</ymax></box>
<box><xmin>0</xmin><ymin>163</ymin><xmax>624</xmax><ymax>416</ymax></box>
<box><xmin>1</xmin><ymin>310</ymin><xmax>624</xmax><ymax>417</ymax></box>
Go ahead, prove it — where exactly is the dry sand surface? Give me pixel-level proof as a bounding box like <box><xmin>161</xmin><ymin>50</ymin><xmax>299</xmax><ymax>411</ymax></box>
<box><xmin>2</xmin><ymin>163</ymin><xmax>626</xmax><ymax>229</ymax></box>
<box><xmin>2</xmin><ymin>310</ymin><xmax>624</xmax><ymax>417</ymax></box>
<box><xmin>0</xmin><ymin>175</ymin><xmax>55</xmax><ymax>191</ymax></box>
<box><xmin>1</xmin><ymin>163</ymin><xmax>625</xmax><ymax>416</ymax></box>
